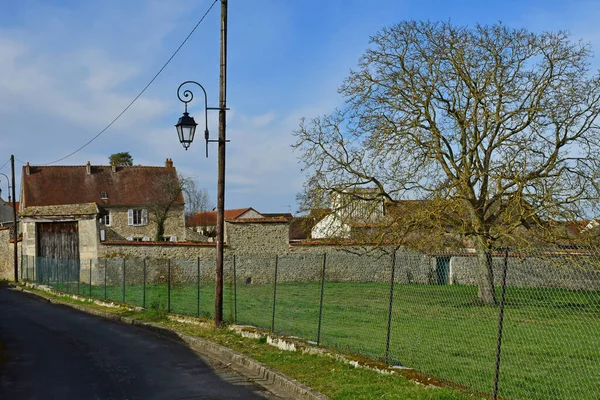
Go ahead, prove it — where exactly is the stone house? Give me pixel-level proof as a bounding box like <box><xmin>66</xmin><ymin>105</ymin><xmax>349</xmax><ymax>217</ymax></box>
<box><xmin>19</xmin><ymin>159</ymin><xmax>186</xmax><ymax>263</ymax></box>
<box><xmin>311</xmin><ymin>189</ymin><xmax>385</xmax><ymax>239</ymax></box>
<box><xmin>187</xmin><ymin>207</ymin><xmax>264</xmax><ymax>240</ymax></box>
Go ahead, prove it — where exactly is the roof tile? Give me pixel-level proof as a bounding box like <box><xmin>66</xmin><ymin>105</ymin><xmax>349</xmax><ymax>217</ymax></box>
<box><xmin>22</xmin><ymin>164</ymin><xmax>184</xmax><ymax>208</ymax></box>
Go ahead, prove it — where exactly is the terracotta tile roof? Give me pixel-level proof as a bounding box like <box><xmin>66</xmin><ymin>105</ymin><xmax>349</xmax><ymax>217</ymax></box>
<box><xmin>22</xmin><ymin>163</ymin><xmax>183</xmax><ymax>208</ymax></box>
<box><xmin>261</xmin><ymin>213</ymin><xmax>293</xmax><ymax>221</ymax></box>
<box><xmin>187</xmin><ymin>207</ymin><xmax>257</xmax><ymax>227</ymax></box>
<box><xmin>289</xmin><ymin>209</ymin><xmax>332</xmax><ymax>240</ymax></box>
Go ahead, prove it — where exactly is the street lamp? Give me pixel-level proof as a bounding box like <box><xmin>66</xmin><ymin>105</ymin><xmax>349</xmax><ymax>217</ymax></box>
<box><xmin>175</xmin><ymin>80</ymin><xmax>229</xmax><ymax>327</ymax></box>
<box><xmin>175</xmin><ymin>81</ymin><xmax>212</xmax><ymax>156</ymax></box>
<box><xmin>174</xmin><ymin>0</ymin><xmax>228</xmax><ymax>327</ymax></box>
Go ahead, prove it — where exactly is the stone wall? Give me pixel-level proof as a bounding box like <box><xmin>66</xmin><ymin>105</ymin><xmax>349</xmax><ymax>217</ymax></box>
<box><xmin>8</xmin><ymin>217</ymin><xmax>600</xmax><ymax>290</ymax></box>
<box><xmin>448</xmin><ymin>254</ymin><xmax>600</xmax><ymax>290</ymax></box>
<box><xmin>225</xmin><ymin>220</ymin><xmax>290</xmax><ymax>254</ymax></box>
<box><xmin>0</xmin><ymin>227</ymin><xmax>21</xmax><ymax>280</ymax></box>
<box><xmin>99</xmin><ymin>241</ymin><xmax>217</xmax><ymax>260</ymax></box>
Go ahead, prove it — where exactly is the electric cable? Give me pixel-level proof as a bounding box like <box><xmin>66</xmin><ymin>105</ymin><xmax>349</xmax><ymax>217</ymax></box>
<box><xmin>36</xmin><ymin>0</ymin><xmax>219</xmax><ymax>166</ymax></box>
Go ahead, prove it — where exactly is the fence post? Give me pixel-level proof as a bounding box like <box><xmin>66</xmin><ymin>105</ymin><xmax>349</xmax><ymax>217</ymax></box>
<box><xmin>317</xmin><ymin>253</ymin><xmax>327</xmax><ymax>345</ymax></box>
<box><xmin>167</xmin><ymin>258</ymin><xmax>171</xmax><ymax>313</ymax></box>
<box><xmin>493</xmin><ymin>248</ymin><xmax>509</xmax><ymax>400</ymax></box>
<box><xmin>76</xmin><ymin>260</ymin><xmax>80</xmax><ymax>295</ymax></box>
<box><xmin>385</xmin><ymin>249</ymin><xmax>397</xmax><ymax>364</ymax></box>
<box><xmin>122</xmin><ymin>259</ymin><xmax>126</xmax><ymax>303</ymax></box>
<box><xmin>197</xmin><ymin>257</ymin><xmax>200</xmax><ymax>318</ymax></box>
<box><xmin>143</xmin><ymin>258</ymin><xmax>147</xmax><ymax>309</ymax></box>
<box><xmin>271</xmin><ymin>255</ymin><xmax>279</xmax><ymax>333</ymax></box>
<box><xmin>89</xmin><ymin>259</ymin><xmax>92</xmax><ymax>297</ymax></box>
<box><xmin>233</xmin><ymin>255</ymin><xmax>237</xmax><ymax>324</ymax></box>
<box><xmin>104</xmin><ymin>259</ymin><xmax>107</xmax><ymax>300</ymax></box>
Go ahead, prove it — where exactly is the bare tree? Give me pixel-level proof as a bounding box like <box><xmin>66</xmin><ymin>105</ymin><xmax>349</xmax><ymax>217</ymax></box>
<box><xmin>294</xmin><ymin>21</ymin><xmax>600</xmax><ymax>305</ymax></box>
<box><xmin>146</xmin><ymin>173</ymin><xmax>186</xmax><ymax>242</ymax></box>
<box><xmin>180</xmin><ymin>175</ymin><xmax>213</xmax><ymax>221</ymax></box>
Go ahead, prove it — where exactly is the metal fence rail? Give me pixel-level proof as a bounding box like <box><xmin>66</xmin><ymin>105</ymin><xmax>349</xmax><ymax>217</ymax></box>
<box><xmin>21</xmin><ymin>248</ymin><xmax>600</xmax><ymax>400</ymax></box>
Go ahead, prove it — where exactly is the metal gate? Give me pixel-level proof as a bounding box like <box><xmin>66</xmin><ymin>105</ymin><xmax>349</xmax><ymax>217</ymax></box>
<box><xmin>36</xmin><ymin>222</ymin><xmax>80</xmax><ymax>284</ymax></box>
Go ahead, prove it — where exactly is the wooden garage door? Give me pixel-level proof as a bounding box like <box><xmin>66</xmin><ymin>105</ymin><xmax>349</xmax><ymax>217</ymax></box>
<box><xmin>36</xmin><ymin>222</ymin><xmax>80</xmax><ymax>283</ymax></box>
<box><xmin>37</xmin><ymin>222</ymin><xmax>80</xmax><ymax>259</ymax></box>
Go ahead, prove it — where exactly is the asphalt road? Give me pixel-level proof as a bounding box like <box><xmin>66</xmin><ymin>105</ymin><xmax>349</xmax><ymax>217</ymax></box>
<box><xmin>0</xmin><ymin>286</ymin><xmax>275</xmax><ymax>400</ymax></box>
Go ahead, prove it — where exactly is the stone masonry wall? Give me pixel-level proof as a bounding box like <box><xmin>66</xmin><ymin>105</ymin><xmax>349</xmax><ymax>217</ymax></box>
<box><xmin>449</xmin><ymin>254</ymin><xmax>600</xmax><ymax>291</ymax></box>
<box><xmin>225</xmin><ymin>221</ymin><xmax>289</xmax><ymax>254</ymax></box>
<box><xmin>8</xmin><ymin>217</ymin><xmax>600</xmax><ymax>290</ymax></box>
<box><xmin>0</xmin><ymin>228</ymin><xmax>21</xmax><ymax>281</ymax></box>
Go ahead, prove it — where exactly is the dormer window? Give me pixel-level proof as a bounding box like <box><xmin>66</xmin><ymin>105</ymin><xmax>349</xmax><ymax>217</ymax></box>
<box><xmin>101</xmin><ymin>191</ymin><xmax>108</xmax><ymax>200</ymax></box>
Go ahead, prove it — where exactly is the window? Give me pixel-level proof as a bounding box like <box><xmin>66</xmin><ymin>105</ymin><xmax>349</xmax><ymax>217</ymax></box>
<box><xmin>102</xmin><ymin>211</ymin><xmax>111</xmax><ymax>226</ymax></box>
<box><xmin>101</xmin><ymin>191</ymin><xmax>108</xmax><ymax>200</ymax></box>
<box><xmin>128</xmin><ymin>209</ymin><xmax>148</xmax><ymax>226</ymax></box>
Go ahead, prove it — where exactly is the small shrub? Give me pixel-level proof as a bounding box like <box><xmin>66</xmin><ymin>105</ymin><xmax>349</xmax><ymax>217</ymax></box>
<box><xmin>146</xmin><ymin>299</ymin><xmax>168</xmax><ymax>321</ymax></box>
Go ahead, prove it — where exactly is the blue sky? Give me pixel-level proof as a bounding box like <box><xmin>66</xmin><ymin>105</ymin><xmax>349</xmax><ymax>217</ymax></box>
<box><xmin>1</xmin><ymin>0</ymin><xmax>599</xmax><ymax>214</ymax></box>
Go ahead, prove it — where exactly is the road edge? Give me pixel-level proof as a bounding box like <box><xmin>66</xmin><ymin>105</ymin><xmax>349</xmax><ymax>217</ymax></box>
<box><xmin>9</xmin><ymin>285</ymin><xmax>328</xmax><ymax>400</ymax></box>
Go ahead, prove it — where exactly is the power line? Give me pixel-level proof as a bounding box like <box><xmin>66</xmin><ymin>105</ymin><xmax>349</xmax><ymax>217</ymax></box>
<box><xmin>0</xmin><ymin>158</ymin><xmax>10</xmax><ymax>171</ymax></box>
<box><xmin>38</xmin><ymin>0</ymin><xmax>219</xmax><ymax>166</ymax></box>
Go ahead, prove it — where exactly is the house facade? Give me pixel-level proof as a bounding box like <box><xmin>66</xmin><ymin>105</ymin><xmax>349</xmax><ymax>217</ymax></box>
<box><xmin>19</xmin><ymin>159</ymin><xmax>186</xmax><ymax>262</ymax></box>
<box><xmin>187</xmin><ymin>207</ymin><xmax>264</xmax><ymax>240</ymax></box>
<box><xmin>311</xmin><ymin>189</ymin><xmax>385</xmax><ymax>239</ymax></box>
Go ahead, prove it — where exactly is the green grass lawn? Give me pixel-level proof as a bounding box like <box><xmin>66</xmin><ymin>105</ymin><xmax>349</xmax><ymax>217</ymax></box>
<box><xmin>48</xmin><ymin>279</ymin><xmax>600</xmax><ymax>399</ymax></box>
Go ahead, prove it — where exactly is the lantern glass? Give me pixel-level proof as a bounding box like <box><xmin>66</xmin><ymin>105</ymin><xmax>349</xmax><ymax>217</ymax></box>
<box><xmin>175</xmin><ymin>112</ymin><xmax>197</xmax><ymax>150</ymax></box>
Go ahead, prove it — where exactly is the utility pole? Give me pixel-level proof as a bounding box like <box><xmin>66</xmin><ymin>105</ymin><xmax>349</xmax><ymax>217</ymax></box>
<box><xmin>11</xmin><ymin>155</ymin><xmax>18</xmax><ymax>282</ymax></box>
<box><xmin>215</xmin><ymin>0</ymin><xmax>228</xmax><ymax>327</ymax></box>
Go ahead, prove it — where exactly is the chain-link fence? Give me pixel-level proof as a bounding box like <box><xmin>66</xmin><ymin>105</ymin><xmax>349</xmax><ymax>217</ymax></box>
<box><xmin>21</xmin><ymin>248</ymin><xmax>600</xmax><ymax>399</ymax></box>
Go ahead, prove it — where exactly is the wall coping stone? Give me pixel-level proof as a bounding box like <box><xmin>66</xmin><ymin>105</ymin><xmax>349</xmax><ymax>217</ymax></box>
<box><xmin>227</xmin><ymin>218</ymin><xmax>289</xmax><ymax>224</ymax></box>
<box><xmin>101</xmin><ymin>241</ymin><xmax>223</xmax><ymax>247</ymax></box>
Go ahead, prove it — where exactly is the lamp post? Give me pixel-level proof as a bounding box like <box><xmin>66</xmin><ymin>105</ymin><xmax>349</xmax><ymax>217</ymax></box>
<box><xmin>175</xmin><ymin>0</ymin><xmax>228</xmax><ymax>327</ymax></box>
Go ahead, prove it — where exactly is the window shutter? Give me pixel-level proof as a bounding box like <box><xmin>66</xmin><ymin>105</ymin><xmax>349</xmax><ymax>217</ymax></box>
<box><xmin>128</xmin><ymin>209</ymin><xmax>133</xmax><ymax>225</ymax></box>
<box><xmin>142</xmin><ymin>209</ymin><xmax>148</xmax><ymax>225</ymax></box>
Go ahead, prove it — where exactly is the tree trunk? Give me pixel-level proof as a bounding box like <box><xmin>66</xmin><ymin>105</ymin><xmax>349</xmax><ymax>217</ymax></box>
<box><xmin>155</xmin><ymin>220</ymin><xmax>165</xmax><ymax>242</ymax></box>
<box><xmin>475</xmin><ymin>238</ymin><xmax>497</xmax><ymax>305</ymax></box>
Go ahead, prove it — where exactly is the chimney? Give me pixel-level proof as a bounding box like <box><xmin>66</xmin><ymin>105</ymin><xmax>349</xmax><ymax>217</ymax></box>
<box><xmin>86</xmin><ymin>161</ymin><xmax>91</xmax><ymax>175</ymax></box>
<box><xmin>165</xmin><ymin>158</ymin><xmax>173</xmax><ymax>168</ymax></box>
<box><xmin>111</xmin><ymin>161</ymin><xmax>117</xmax><ymax>173</ymax></box>
<box><xmin>26</xmin><ymin>162</ymin><xmax>30</xmax><ymax>176</ymax></box>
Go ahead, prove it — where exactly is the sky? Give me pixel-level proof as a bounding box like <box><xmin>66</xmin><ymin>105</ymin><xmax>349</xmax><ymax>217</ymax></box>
<box><xmin>1</xmin><ymin>0</ymin><xmax>600</xmax><ymax>215</ymax></box>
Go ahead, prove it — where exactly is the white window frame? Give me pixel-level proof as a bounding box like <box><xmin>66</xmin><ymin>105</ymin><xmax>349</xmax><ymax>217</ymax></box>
<box><xmin>102</xmin><ymin>210</ymin><xmax>111</xmax><ymax>226</ymax></box>
<box><xmin>128</xmin><ymin>208</ymin><xmax>148</xmax><ymax>226</ymax></box>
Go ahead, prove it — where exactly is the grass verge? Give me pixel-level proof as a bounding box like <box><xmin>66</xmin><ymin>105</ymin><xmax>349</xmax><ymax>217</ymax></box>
<box><xmin>17</xmin><ymin>284</ymin><xmax>475</xmax><ymax>400</ymax></box>
<box><xmin>47</xmin><ymin>279</ymin><xmax>600</xmax><ymax>399</ymax></box>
